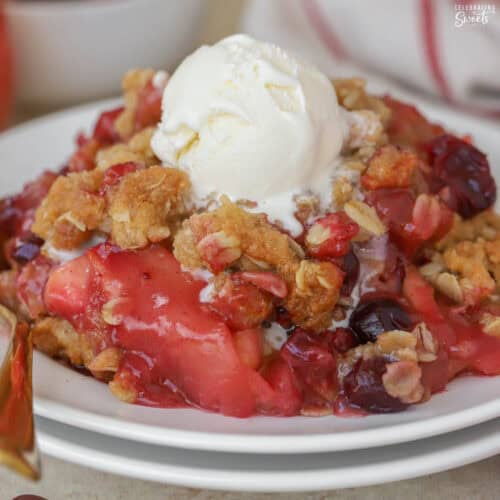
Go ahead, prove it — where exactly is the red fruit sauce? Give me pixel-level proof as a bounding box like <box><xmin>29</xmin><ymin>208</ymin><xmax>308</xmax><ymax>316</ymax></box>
<box><xmin>45</xmin><ymin>244</ymin><xmax>302</xmax><ymax>417</ymax></box>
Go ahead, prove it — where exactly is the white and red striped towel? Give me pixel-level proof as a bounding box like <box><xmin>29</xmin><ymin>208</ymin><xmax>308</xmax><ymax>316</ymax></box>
<box><xmin>242</xmin><ymin>0</ymin><xmax>500</xmax><ymax>118</ymax></box>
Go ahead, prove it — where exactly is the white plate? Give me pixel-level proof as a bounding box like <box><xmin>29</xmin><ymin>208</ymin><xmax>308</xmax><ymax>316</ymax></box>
<box><xmin>2</xmin><ymin>98</ymin><xmax>500</xmax><ymax>455</ymax></box>
<box><xmin>36</xmin><ymin>415</ymin><xmax>500</xmax><ymax>492</ymax></box>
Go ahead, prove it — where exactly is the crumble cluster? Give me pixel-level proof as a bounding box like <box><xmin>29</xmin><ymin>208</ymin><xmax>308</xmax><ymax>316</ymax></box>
<box><xmin>420</xmin><ymin>211</ymin><xmax>500</xmax><ymax>307</ymax></box>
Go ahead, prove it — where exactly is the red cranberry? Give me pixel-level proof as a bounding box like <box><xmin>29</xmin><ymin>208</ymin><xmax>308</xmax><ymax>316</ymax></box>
<box><xmin>100</xmin><ymin>162</ymin><xmax>141</xmax><ymax>195</ymax></box>
<box><xmin>76</xmin><ymin>132</ymin><xmax>89</xmax><ymax>148</ymax></box>
<box><xmin>348</xmin><ymin>298</ymin><xmax>411</xmax><ymax>344</ymax></box>
<box><xmin>0</xmin><ymin>171</ymin><xmax>56</xmax><ymax>238</ymax></box>
<box><xmin>366</xmin><ymin>188</ymin><xmax>421</xmax><ymax>256</ymax></box>
<box><xmin>135</xmin><ymin>81</ymin><xmax>163</xmax><ymax>131</ymax></box>
<box><xmin>426</xmin><ymin>134</ymin><xmax>496</xmax><ymax>218</ymax></box>
<box><xmin>92</xmin><ymin>107</ymin><xmax>124</xmax><ymax>144</ymax></box>
<box><xmin>343</xmin><ymin>357</ymin><xmax>408</xmax><ymax>413</ymax></box>
<box><xmin>307</xmin><ymin>212</ymin><xmax>359</xmax><ymax>258</ymax></box>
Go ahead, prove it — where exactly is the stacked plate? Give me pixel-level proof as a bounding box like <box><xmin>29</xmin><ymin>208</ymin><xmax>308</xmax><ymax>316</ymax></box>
<box><xmin>2</xmin><ymin>98</ymin><xmax>500</xmax><ymax>492</ymax></box>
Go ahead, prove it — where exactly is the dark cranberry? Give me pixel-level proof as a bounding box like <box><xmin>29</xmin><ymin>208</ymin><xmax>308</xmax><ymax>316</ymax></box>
<box><xmin>282</xmin><ymin>329</ymin><xmax>334</xmax><ymax>365</ymax></box>
<box><xmin>427</xmin><ymin>134</ymin><xmax>496</xmax><ymax>218</ymax></box>
<box><xmin>275</xmin><ymin>306</ymin><xmax>296</xmax><ymax>335</ymax></box>
<box><xmin>58</xmin><ymin>164</ymin><xmax>71</xmax><ymax>176</ymax></box>
<box><xmin>281</xmin><ymin>329</ymin><xmax>337</xmax><ymax>408</ymax></box>
<box><xmin>340</xmin><ymin>249</ymin><xmax>359</xmax><ymax>296</ymax></box>
<box><xmin>348</xmin><ymin>298</ymin><xmax>411</xmax><ymax>344</ymax></box>
<box><xmin>343</xmin><ymin>357</ymin><xmax>408</xmax><ymax>413</ymax></box>
<box><xmin>376</xmin><ymin>255</ymin><xmax>406</xmax><ymax>295</ymax></box>
<box><xmin>11</xmin><ymin>234</ymin><xmax>43</xmax><ymax>264</ymax></box>
<box><xmin>0</xmin><ymin>197</ymin><xmax>19</xmax><ymax>236</ymax></box>
<box><xmin>12</xmin><ymin>241</ymin><xmax>40</xmax><ymax>264</ymax></box>
<box><xmin>330</xmin><ymin>327</ymin><xmax>358</xmax><ymax>353</ymax></box>
<box><xmin>0</xmin><ymin>171</ymin><xmax>56</xmax><ymax>238</ymax></box>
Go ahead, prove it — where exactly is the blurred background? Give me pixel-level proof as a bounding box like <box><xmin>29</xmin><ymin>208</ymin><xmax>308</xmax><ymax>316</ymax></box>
<box><xmin>0</xmin><ymin>0</ymin><xmax>246</xmax><ymax>127</ymax></box>
<box><xmin>0</xmin><ymin>0</ymin><xmax>499</xmax><ymax>130</ymax></box>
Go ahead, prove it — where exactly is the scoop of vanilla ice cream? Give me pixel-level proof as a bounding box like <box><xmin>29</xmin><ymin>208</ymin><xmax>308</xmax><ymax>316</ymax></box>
<box><xmin>151</xmin><ymin>34</ymin><xmax>345</xmax><ymax>235</ymax></box>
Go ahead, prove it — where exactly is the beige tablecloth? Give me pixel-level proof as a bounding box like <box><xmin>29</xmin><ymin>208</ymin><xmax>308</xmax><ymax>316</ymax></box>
<box><xmin>2</xmin><ymin>1</ymin><xmax>498</xmax><ymax>498</ymax></box>
<box><xmin>1</xmin><ymin>454</ymin><xmax>499</xmax><ymax>499</ymax></box>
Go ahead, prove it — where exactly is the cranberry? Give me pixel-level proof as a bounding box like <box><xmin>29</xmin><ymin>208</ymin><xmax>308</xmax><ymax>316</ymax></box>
<box><xmin>0</xmin><ymin>171</ymin><xmax>56</xmax><ymax>238</ymax></box>
<box><xmin>76</xmin><ymin>132</ymin><xmax>89</xmax><ymax>148</ymax></box>
<box><xmin>275</xmin><ymin>306</ymin><xmax>296</xmax><ymax>335</ymax></box>
<box><xmin>376</xmin><ymin>255</ymin><xmax>406</xmax><ymax>296</ymax></box>
<box><xmin>68</xmin><ymin>137</ymin><xmax>100</xmax><ymax>172</ymax></box>
<box><xmin>92</xmin><ymin>107</ymin><xmax>124</xmax><ymax>144</ymax></box>
<box><xmin>330</xmin><ymin>327</ymin><xmax>358</xmax><ymax>353</ymax></box>
<box><xmin>366</xmin><ymin>188</ymin><xmax>421</xmax><ymax>256</ymax></box>
<box><xmin>100</xmin><ymin>162</ymin><xmax>141</xmax><ymax>195</ymax></box>
<box><xmin>348</xmin><ymin>298</ymin><xmax>412</xmax><ymax>344</ymax></box>
<box><xmin>426</xmin><ymin>134</ymin><xmax>496</xmax><ymax>218</ymax></box>
<box><xmin>344</xmin><ymin>357</ymin><xmax>408</xmax><ymax>413</ymax></box>
<box><xmin>282</xmin><ymin>329</ymin><xmax>334</xmax><ymax>365</ymax></box>
<box><xmin>281</xmin><ymin>329</ymin><xmax>337</xmax><ymax>408</ymax></box>
<box><xmin>135</xmin><ymin>81</ymin><xmax>163</xmax><ymax>131</ymax></box>
<box><xmin>340</xmin><ymin>249</ymin><xmax>359</xmax><ymax>296</ymax></box>
<box><xmin>306</xmin><ymin>212</ymin><xmax>359</xmax><ymax>258</ymax></box>
<box><xmin>383</xmin><ymin>96</ymin><xmax>445</xmax><ymax>152</ymax></box>
<box><xmin>12</xmin><ymin>234</ymin><xmax>43</xmax><ymax>264</ymax></box>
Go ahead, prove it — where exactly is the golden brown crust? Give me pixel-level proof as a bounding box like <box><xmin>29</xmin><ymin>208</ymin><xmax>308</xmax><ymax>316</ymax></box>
<box><xmin>420</xmin><ymin>211</ymin><xmax>500</xmax><ymax>304</ymax></box>
<box><xmin>442</xmin><ymin>241</ymin><xmax>495</xmax><ymax>303</ymax></box>
<box><xmin>333</xmin><ymin>78</ymin><xmax>391</xmax><ymax>126</ymax></box>
<box><xmin>32</xmin><ymin>170</ymin><xmax>105</xmax><ymax>249</ymax></box>
<box><xmin>174</xmin><ymin>198</ymin><xmax>343</xmax><ymax>331</ymax></box>
<box><xmin>174</xmin><ymin>197</ymin><xmax>299</xmax><ymax>276</ymax></box>
<box><xmin>95</xmin><ymin>127</ymin><xmax>158</xmax><ymax>171</ymax></box>
<box><xmin>115</xmin><ymin>68</ymin><xmax>156</xmax><ymax>140</ymax></box>
<box><xmin>287</xmin><ymin>260</ymin><xmax>343</xmax><ymax>330</ymax></box>
<box><xmin>108</xmin><ymin>165</ymin><xmax>190</xmax><ymax>249</ymax></box>
<box><xmin>361</xmin><ymin>145</ymin><xmax>418</xmax><ymax>190</ymax></box>
<box><xmin>31</xmin><ymin>317</ymin><xmax>95</xmax><ymax>368</ymax></box>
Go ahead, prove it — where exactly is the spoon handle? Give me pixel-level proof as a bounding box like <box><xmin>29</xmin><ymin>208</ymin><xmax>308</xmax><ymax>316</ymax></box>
<box><xmin>0</xmin><ymin>306</ymin><xmax>40</xmax><ymax>480</ymax></box>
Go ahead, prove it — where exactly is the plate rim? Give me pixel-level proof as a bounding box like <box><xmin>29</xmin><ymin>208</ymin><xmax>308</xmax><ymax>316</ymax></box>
<box><xmin>36</xmin><ymin>416</ymin><xmax>500</xmax><ymax>492</ymax></box>
<box><xmin>33</xmin><ymin>381</ymin><xmax>500</xmax><ymax>454</ymax></box>
<box><xmin>4</xmin><ymin>95</ymin><xmax>500</xmax><ymax>455</ymax></box>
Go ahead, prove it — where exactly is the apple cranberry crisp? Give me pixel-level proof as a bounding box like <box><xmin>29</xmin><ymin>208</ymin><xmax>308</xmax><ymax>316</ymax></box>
<box><xmin>0</xmin><ymin>69</ymin><xmax>499</xmax><ymax>418</ymax></box>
